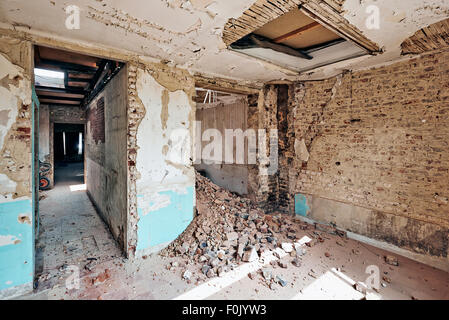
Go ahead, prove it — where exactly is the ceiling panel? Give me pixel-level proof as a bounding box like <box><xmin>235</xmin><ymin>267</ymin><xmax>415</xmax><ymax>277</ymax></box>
<box><xmin>254</xmin><ymin>9</ymin><xmax>341</xmax><ymax>49</ymax></box>
<box><xmin>232</xmin><ymin>40</ymin><xmax>367</xmax><ymax>73</ymax></box>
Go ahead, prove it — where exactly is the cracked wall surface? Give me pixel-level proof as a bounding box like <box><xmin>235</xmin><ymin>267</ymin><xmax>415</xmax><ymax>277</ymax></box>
<box><xmin>0</xmin><ymin>35</ymin><xmax>33</xmax><ymax>298</ymax></box>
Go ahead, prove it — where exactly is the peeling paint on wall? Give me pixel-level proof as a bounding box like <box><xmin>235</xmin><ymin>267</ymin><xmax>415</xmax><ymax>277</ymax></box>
<box><xmin>0</xmin><ymin>36</ymin><xmax>32</xmax><ymax>201</ymax></box>
<box><xmin>133</xmin><ymin>66</ymin><xmax>195</xmax><ymax>254</ymax></box>
<box><xmin>0</xmin><ymin>35</ymin><xmax>33</xmax><ymax>298</ymax></box>
<box><xmin>0</xmin><ymin>234</ymin><xmax>21</xmax><ymax>246</ymax></box>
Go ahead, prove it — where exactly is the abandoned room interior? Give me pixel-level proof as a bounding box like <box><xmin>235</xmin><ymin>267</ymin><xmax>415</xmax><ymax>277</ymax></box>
<box><xmin>0</xmin><ymin>0</ymin><xmax>448</xmax><ymax>302</ymax></box>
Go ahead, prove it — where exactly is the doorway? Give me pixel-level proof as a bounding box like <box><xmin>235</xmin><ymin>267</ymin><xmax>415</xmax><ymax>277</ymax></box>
<box><xmin>33</xmin><ymin>45</ymin><xmax>127</xmax><ymax>291</ymax></box>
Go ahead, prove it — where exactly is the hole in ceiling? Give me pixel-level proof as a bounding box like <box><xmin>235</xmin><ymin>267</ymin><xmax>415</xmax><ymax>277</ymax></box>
<box><xmin>229</xmin><ymin>8</ymin><xmax>368</xmax><ymax>73</ymax></box>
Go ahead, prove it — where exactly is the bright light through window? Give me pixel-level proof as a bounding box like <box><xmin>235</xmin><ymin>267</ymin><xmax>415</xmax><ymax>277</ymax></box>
<box><xmin>34</xmin><ymin>68</ymin><xmax>65</xmax><ymax>79</ymax></box>
<box><xmin>78</xmin><ymin>132</ymin><xmax>82</xmax><ymax>155</ymax></box>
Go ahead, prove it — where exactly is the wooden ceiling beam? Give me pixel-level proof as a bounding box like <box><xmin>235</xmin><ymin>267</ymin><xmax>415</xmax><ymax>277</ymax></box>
<box><xmin>37</xmin><ymin>59</ymin><xmax>98</xmax><ymax>73</ymax></box>
<box><xmin>44</xmin><ymin>103</ymin><xmax>83</xmax><ymax>107</ymax></box>
<box><xmin>38</xmin><ymin>95</ymin><xmax>84</xmax><ymax>101</ymax></box>
<box><xmin>35</xmin><ymin>85</ymin><xmax>87</xmax><ymax>95</ymax></box>
<box><xmin>36</xmin><ymin>90</ymin><xmax>84</xmax><ymax>99</ymax></box>
<box><xmin>39</xmin><ymin>99</ymin><xmax>81</xmax><ymax>106</ymax></box>
<box><xmin>67</xmin><ymin>78</ymin><xmax>91</xmax><ymax>83</ymax></box>
<box><xmin>273</xmin><ymin>21</ymin><xmax>321</xmax><ymax>43</ymax></box>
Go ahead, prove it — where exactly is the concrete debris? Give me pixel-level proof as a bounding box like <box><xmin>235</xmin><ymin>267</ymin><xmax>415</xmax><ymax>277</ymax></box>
<box><xmin>273</xmin><ymin>247</ymin><xmax>286</xmax><ymax>259</ymax></box>
<box><xmin>201</xmin><ymin>265</ymin><xmax>211</xmax><ymax>275</ymax></box>
<box><xmin>276</xmin><ymin>275</ymin><xmax>288</xmax><ymax>287</ymax></box>
<box><xmin>354</xmin><ymin>281</ymin><xmax>368</xmax><ymax>294</ymax></box>
<box><xmin>217</xmin><ymin>266</ymin><xmax>227</xmax><ymax>277</ymax></box>
<box><xmin>385</xmin><ymin>255</ymin><xmax>399</xmax><ymax>266</ymax></box>
<box><xmin>278</xmin><ymin>261</ymin><xmax>288</xmax><ymax>269</ymax></box>
<box><xmin>161</xmin><ymin>172</ymin><xmax>314</xmax><ymax>281</ymax></box>
<box><xmin>262</xmin><ymin>268</ymin><xmax>272</xmax><ymax>281</ymax></box>
<box><xmin>91</xmin><ymin>269</ymin><xmax>110</xmax><ymax>285</ymax></box>
<box><xmin>206</xmin><ymin>268</ymin><xmax>216</xmax><ymax>278</ymax></box>
<box><xmin>182</xmin><ymin>270</ymin><xmax>192</xmax><ymax>280</ymax></box>
<box><xmin>291</xmin><ymin>258</ymin><xmax>301</xmax><ymax>267</ymax></box>
<box><xmin>281</xmin><ymin>242</ymin><xmax>293</xmax><ymax>253</ymax></box>
<box><xmin>336</xmin><ymin>240</ymin><xmax>345</xmax><ymax>247</ymax></box>
<box><xmin>242</xmin><ymin>248</ymin><xmax>259</xmax><ymax>262</ymax></box>
<box><xmin>226</xmin><ymin>232</ymin><xmax>238</xmax><ymax>241</ymax></box>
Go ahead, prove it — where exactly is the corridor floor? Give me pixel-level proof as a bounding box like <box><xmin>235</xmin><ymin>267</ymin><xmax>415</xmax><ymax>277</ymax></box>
<box><xmin>34</xmin><ymin>162</ymin><xmax>123</xmax><ymax>292</ymax></box>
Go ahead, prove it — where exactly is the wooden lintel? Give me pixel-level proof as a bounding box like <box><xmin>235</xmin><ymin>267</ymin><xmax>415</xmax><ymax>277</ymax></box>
<box><xmin>195</xmin><ymin>74</ymin><xmax>262</xmax><ymax>95</ymax></box>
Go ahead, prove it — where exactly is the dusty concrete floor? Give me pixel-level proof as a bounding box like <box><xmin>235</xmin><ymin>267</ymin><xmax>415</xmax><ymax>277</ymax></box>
<box><xmin>17</xmin><ymin>163</ymin><xmax>449</xmax><ymax>300</ymax></box>
<box><xmin>33</xmin><ymin>162</ymin><xmax>123</xmax><ymax>292</ymax></box>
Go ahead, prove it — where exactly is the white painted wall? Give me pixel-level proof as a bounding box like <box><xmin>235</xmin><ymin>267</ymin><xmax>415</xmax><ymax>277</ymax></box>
<box><xmin>134</xmin><ymin>68</ymin><xmax>196</xmax><ymax>253</ymax></box>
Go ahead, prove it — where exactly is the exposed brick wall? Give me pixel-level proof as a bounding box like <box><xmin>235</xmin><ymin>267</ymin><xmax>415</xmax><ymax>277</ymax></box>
<box><xmin>246</xmin><ymin>93</ymin><xmax>260</xmax><ymax>201</ymax></box>
<box><xmin>277</xmin><ymin>84</ymin><xmax>293</xmax><ymax>213</ymax></box>
<box><xmin>258</xmin><ymin>85</ymin><xmax>280</xmax><ymax>212</ymax></box>
<box><xmin>49</xmin><ymin>105</ymin><xmax>86</xmax><ymax>124</ymax></box>
<box><xmin>88</xmin><ymin>97</ymin><xmax>105</xmax><ymax>144</ymax></box>
<box><xmin>86</xmin><ymin>97</ymin><xmax>105</xmax><ymax>166</ymax></box>
<box><xmin>287</xmin><ymin>50</ymin><xmax>449</xmax><ymax>257</ymax></box>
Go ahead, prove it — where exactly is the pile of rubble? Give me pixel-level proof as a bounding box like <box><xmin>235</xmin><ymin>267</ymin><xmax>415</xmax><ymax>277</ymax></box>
<box><xmin>160</xmin><ymin>172</ymin><xmax>326</xmax><ymax>287</ymax></box>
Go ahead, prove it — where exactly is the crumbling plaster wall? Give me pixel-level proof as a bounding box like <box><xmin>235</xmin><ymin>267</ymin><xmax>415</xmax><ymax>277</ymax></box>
<box><xmin>85</xmin><ymin>67</ymin><xmax>128</xmax><ymax>253</ymax></box>
<box><xmin>127</xmin><ymin>62</ymin><xmax>196</xmax><ymax>257</ymax></box>
<box><xmin>0</xmin><ymin>35</ymin><xmax>33</xmax><ymax>298</ymax></box>
<box><xmin>287</xmin><ymin>49</ymin><xmax>449</xmax><ymax>269</ymax></box>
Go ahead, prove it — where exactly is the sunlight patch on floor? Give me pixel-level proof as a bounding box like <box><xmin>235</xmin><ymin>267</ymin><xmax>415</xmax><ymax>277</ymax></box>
<box><xmin>69</xmin><ymin>184</ymin><xmax>86</xmax><ymax>192</ymax></box>
<box><xmin>291</xmin><ymin>268</ymin><xmax>366</xmax><ymax>300</ymax></box>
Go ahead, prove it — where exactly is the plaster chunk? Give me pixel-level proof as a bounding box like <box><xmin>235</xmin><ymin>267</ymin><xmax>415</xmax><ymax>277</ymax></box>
<box><xmin>294</xmin><ymin>138</ymin><xmax>309</xmax><ymax>162</ymax></box>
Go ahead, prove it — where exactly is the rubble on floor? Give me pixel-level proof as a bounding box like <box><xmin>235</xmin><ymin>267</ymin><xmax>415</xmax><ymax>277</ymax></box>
<box><xmin>160</xmin><ymin>172</ymin><xmax>346</xmax><ymax>289</ymax></box>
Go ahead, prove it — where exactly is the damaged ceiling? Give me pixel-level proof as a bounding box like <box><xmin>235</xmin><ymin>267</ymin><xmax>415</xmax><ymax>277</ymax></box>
<box><xmin>34</xmin><ymin>45</ymin><xmax>123</xmax><ymax>107</ymax></box>
<box><xmin>0</xmin><ymin>0</ymin><xmax>448</xmax><ymax>82</ymax></box>
<box><xmin>229</xmin><ymin>8</ymin><xmax>369</xmax><ymax>73</ymax></box>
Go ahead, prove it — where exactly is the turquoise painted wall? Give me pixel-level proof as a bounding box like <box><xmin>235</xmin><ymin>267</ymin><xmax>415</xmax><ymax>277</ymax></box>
<box><xmin>295</xmin><ymin>193</ymin><xmax>310</xmax><ymax>217</ymax></box>
<box><xmin>0</xmin><ymin>199</ymin><xmax>34</xmax><ymax>291</ymax></box>
<box><xmin>136</xmin><ymin>186</ymin><xmax>194</xmax><ymax>250</ymax></box>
